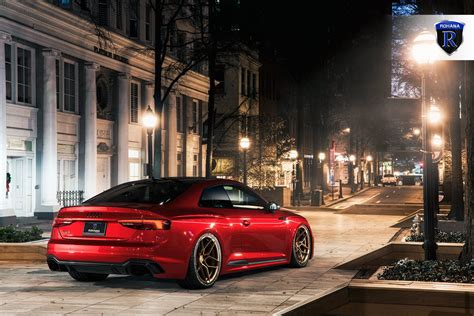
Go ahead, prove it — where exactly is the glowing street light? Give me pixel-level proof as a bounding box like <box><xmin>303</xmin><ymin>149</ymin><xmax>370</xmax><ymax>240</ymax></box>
<box><xmin>143</xmin><ymin>105</ymin><xmax>157</xmax><ymax>178</ymax></box>
<box><xmin>428</xmin><ymin>105</ymin><xmax>442</xmax><ymax>124</ymax></box>
<box><xmin>432</xmin><ymin>134</ymin><xmax>443</xmax><ymax>148</ymax></box>
<box><xmin>412</xmin><ymin>31</ymin><xmax>437</xmax><ymax>65</ymax></box>
<box><xmin>240</xmin><ymin>137</ymin><xmax>250</xmax><ymax>185</ymax></box>
<box><xmin>289</xmin><ymin>149</ymin><xmax>298</xmax><ymax>160</ymax></box>
<box><xmin>413</xmin><ymin>128</ymin><xmax>421</xmax><ymax>136</ymax></box>
<box><xmin>318</xmin><ymin>152</ymin><xmax>326</xmax><ymax>162</ymax></box>
<box><xmin>349</xmin><ymin>154</ymin><xmax>356</xmax><ymax>162</ymax></box>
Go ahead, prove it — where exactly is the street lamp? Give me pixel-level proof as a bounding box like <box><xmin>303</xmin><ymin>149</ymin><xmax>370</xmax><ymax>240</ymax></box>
<box><xmin>428</xmin><ymin>105</ymin><xmax>442</xmax><ymax>124</ymax></box>
<box><xmin>289</xmin><ymin>150</ymin><xmax>298</xmax><ymax>206</ymax></box>
<box><xmin>366</xmin><ymin>155</ymin><xmax>373</xmax><ymax>187</ymax></box>
<box><xmin>240</xmin><ymin>137</ymin><xmax>250</xmax><ymax>185</ymax></box>
<box><xmin>413</xmin><ymin>128</ymin><xmax>421</xmax><ymax>136</ymax></box>
<box><xmin>143</xmin><ymin>105</ymin><xmax>157</xmax><ymax>178</ymax></box>
<box><xmin>349</xmin><ymin>154</ymin><xmax>356</xmax><ymax>193</ymax></box>
<box><xmin>413</xmin><ymin>30</ymin><xmax>438</xmax><ymax>260</ymax></box>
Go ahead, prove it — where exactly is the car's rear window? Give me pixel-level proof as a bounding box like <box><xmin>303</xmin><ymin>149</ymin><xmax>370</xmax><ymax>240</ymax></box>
<box><xmin>83</xmin><ymin>180</ymin><xmax>191</xmax><ymax>205</ymax></box>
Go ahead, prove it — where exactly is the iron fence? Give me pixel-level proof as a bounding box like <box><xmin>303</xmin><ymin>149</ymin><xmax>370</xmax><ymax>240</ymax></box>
<box><xmin>57</xmin><ymin>190</ymin><xmax>84</xmax><ymax>207</ymax></box>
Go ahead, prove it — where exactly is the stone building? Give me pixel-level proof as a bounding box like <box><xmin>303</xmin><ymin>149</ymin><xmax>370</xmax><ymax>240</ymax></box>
<box><xmin>0</xmin><ymin>0</ymin><xmax>209</xmax><ymax>223</ymax></box>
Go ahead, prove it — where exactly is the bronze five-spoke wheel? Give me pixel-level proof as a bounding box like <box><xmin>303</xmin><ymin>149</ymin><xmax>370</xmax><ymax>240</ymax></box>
<box><xmin>179</xmin><ymin>233</ymin><xmax>222</xmax><ymax>289</ymax></box>
<box><xmin>290</xmin><ymin>225</ymin><xmax>311</xmax><ymax>267</ymax></box>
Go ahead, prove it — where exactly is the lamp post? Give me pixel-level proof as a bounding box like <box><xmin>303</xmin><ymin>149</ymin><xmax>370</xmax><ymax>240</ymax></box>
<box><xmin>366</xmin><ymin>155</ymin><xmax>373</xmax><ymax>187</ymax></box>
<box><xmin>240</xmin><ymin>137</ymin><xmax>250</xmax><ymax>185</ymax></box>
<box><xmin>289</xmin><ymin>149</ymin><xmax>298</xmax><ymax>206</ymax></box>
<box><xmin>143</xmin><ymin>105</ymin><xmax>158</xmax><ymax>178</ymax></box>
<box><xmin>413</xmin><ymin>30</ymin><xmax>437</xmax><ymax>260</ymax></box>
<box><xmin>318</xmin><ymin>152</ymin><xmax>326</xmax><ymax>205</ymax></box>
<box><xmin>349</xmin><ymin>154</ymin><xmax>356</xmax><ymax>193</ymax></box>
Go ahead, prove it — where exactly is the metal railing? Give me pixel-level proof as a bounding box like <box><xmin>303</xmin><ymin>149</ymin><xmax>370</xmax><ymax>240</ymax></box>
<box><xmin>57</xmin><ymin>190</ymin><xmax>84</xmax><ymax>207</ymax></box>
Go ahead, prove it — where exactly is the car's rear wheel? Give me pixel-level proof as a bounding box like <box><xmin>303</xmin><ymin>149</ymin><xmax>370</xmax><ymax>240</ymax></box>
<box><xmin>290</xmin><ymin>225</ymin><xmax>311</xmax><ymax>268</ymax></box>
<box><xmin>178</xmin><ymin>233</ymin><xmax>222</xmax><ymax>289</ymax></box>
<box><xmin>68</xmin><ymin>270</ymin><xmax>109</xmax><ymax>282</ymax></box>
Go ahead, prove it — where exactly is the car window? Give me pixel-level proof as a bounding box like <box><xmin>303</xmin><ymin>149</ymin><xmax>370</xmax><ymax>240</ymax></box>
<box><xmin>223</xmin><ymin>185</ymin><xmax>266</xmax><ymax>209</ymax></box>
<box><xmin>84</xmin><ymin>180</ymin><xmax>191</xmax><ymax>205</ymax></box>
<box><xmin>199</xmin><ymin>186</ymin><xmax>233</xmax><ymax>208</ymax></box>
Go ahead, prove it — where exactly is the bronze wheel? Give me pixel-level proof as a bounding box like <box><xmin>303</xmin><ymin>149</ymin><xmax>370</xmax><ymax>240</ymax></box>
<box><xmin>290</xmin><ymin>225</ymin><xmax>311</xmax><ymax>267</ymax></box>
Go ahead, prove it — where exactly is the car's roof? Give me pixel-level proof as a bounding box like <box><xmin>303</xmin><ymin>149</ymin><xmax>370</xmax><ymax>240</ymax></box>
<box><xmin>126</xmin><ymin>177</ymin><xmax>241</xmax><ymax>186</ymax></box>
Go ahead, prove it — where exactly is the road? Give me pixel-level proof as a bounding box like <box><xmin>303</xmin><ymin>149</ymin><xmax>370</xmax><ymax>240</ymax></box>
<box><xmin>0</xmin><ymin>209</ymin><xmax>403</xmax><ymax>315</ymax></box>
<box><xmin>331</xmin><ymin>186</ymin><xmax>423</xmax><ymax>210</ymax></box>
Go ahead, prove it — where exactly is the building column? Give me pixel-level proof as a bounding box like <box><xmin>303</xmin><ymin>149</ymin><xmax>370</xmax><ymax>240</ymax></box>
<box><xmin>117</xmin><ymin>73</ymin><xmax>130</xmax><ymax>184</ymax></box>
<box><xmin>167</xmin><ymin>92</ymin><xmax>177</xmax><ymax>176</ymax></box>
<box><xmin>0</xmin><ymin>32</ymin><xmax>15</xmax><ymax>224</ymax></box>
<box><xmin>39</xmin><ymin>48</ymin><xmax>60</xmax><ymax>217</ymax></box>
<box><xmin>84</xmin><ymin>63</ymin><xmax>99</xmax><ymax>199</ymax></box>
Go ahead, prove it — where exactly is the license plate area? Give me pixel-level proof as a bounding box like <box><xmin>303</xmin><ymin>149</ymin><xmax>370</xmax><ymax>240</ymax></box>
<box><xmin>83</xmin><ymin>222</ymin><xmax>107</xmax><ymax>236</ymax></box>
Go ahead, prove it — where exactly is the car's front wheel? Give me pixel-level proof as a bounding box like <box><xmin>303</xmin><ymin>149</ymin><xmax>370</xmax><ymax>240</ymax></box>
<box><xmin>178</xmin><ymin>233</ymin><xmax>222</xmax><ymax>289</ymax></box>
<box><xmin>290</xmin><ymin>225</ymin><xmax>312</xmax><ymax>268</ymax></box>
<box><xmin>68</xmin><ymin>270</ymin><xmax>109</xmax><ymax>282</ymax></box>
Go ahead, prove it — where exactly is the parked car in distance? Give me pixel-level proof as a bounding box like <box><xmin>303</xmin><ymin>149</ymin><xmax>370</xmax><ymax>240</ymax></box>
<box><xmin>47</xmin><ymin>178</ymin><xmax>314</xmax><ymax>289</ymax></box>
<box><xmin>381</xmin><ymin>174</ymin><xmax>397</xmax><ymax>186</ymax></box>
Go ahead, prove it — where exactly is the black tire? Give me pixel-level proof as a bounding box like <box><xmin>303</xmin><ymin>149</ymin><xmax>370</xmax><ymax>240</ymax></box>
<box><xmin>290</xmin><ymin>225</ymin><xmax>312</xmax><ymax>268</ymax></box>
<box><xmin>178</xmin><ymin>233</ymin><xmax>222</xmax><ymax>289</ymax></box>
<box><xmin>68</xmin><ymin>270</ymin><xmax>109</xmax><ymax>282</ymax></box>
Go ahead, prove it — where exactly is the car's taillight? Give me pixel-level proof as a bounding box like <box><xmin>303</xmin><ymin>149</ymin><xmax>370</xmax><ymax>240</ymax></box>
<box><xmin>118</xmin><ymin>219</ymin><xmax>171</xmax><ymax>230</ymax></box>
<box><xmin>52</xmin><ymin>218</ymin><xmax>73</xmax><ymax>227</ymax></box>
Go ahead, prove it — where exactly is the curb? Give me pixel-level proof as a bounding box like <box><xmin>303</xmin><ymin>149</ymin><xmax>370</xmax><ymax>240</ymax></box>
<box><xmin>324</xmin><ymin>187</ymin><xmax>372</xmax><ymax>207</ymax></box>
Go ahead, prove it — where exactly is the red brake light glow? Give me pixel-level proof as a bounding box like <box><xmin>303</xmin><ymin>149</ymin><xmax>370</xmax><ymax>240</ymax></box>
<box><xmin>118</xmin><ymin>219</ymin><xmax>171</xmax><ymax>230</ymax></box>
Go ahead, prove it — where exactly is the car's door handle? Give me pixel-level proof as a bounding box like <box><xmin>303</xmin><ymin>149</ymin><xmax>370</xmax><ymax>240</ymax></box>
<box><xmin>242</xmin><ymin>219</ymin><xmax>250</xmax><ymax>227</ymax></box>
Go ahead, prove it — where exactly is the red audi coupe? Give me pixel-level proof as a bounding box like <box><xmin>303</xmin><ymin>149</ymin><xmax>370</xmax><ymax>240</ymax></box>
<box><xmin>47</xmin><ymin>178</ymin><xmax>313</xmax><ymax>289</ymax></box>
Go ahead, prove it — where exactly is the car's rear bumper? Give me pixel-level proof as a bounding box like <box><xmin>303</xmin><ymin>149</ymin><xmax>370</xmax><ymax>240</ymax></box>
<box><xmin>47</xmin><ymin>255</ymin><xmax>164</xmax><ymax>276</ymax></box>
<box><xmin>47</xmin><ymin>241</ymin><xmax>187</xmax><ymax>279</ymax></box>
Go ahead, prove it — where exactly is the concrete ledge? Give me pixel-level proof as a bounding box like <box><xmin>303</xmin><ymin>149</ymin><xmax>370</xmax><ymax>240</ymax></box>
<box><xmin>277</xmin><ymin>279</ymin><xmax>474</xmax><ymax>315</ymax></box>
<box><xmin>0</xmin><ymin>241</ymin><xmax>48</xmax><ymax>262</ymax></box>
<box><xmin>0</xmin><ymin>215</ymin><xmax>17</xmax><ymax>226</ymax></box>
<box><xmin>335</xmin><ymin>242</ymin><xmax>463</xmax><ymax>270</ymax></box>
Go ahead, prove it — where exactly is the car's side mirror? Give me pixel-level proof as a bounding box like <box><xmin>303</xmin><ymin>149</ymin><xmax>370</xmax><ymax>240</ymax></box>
<box><xmin>265</xmin><ymin>202</ymin><xmax>280</xmax><ymax>212</ymax></box>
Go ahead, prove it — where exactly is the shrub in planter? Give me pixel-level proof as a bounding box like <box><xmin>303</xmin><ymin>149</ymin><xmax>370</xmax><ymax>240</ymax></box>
<box><xmin>405</xmin><ymin>231</ymin><xmax>465</xmax><ymax>243</ymax></box>
<box><xmin>0</xmin><ymin>226</ymin><xmax>44</xmax><ymax>243</ymax></box>
<box><xmin>378</xmin><ymin>258</ymin><xmax>474</xmax><ymax>283</ymax></box>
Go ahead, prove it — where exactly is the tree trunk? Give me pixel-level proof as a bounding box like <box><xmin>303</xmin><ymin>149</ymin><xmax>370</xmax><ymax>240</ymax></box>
<box><xmin>461</xmin><ymin>59</ymin><xmax>474</xmax><ymax>262</ymax></box>
<box><xmin>153</xmin><ymin>6</ymin><xmax>164</xmax><ymax>178</ymax></box>
<box><xmin>205</xmin><ymin>0</ymin><xmax>216</xmax><ymax>178</ymax></box>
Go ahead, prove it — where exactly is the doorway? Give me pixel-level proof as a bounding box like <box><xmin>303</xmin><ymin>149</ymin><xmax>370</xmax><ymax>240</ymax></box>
<box><xmin>97</xmin><ymin>156</ymin><xmax>111</xmax><ymax>193</ymax></box>
<box><xmin>7</xmin><ymin>157</ymin><xmax>33</xmax><ymax>217</ymax></box>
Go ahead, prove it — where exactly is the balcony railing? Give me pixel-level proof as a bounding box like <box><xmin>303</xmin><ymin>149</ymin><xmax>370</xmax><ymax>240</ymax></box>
<box><xmin>57</xmin><ymin>190</ymin><xmax>84</xmax><ymax>207</ymax></box>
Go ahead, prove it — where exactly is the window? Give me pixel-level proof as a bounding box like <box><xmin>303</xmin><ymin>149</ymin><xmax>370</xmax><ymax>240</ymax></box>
<box><xmin>191</xmin><ymin>100</ymin><xmax>199</xmax><ymax>134</ymax></box>
<box><xmin>130</xmin><ymin>82</ymin><xmax>139</xmax><ymax>123</ymax></box>
<box><xmin>251</xmin><ymin>73</ymin><xmax>257</xmax><ymax>98</ymax></box>
<box><xmin>84</xmin><ymin>180</ymin><xmax>192</xmax><ymax>205</ymax></box>
<box><xmin>145</xmin><ymin>4</ymin><xmax>152</xmax><ymax>42</ymax></box>
<box><xmin>115</xmin><ymin>0</ymin><xmax>122</xmax><ymax>30</ymax></box>
<box><xmin>98</xmin><ymin>0</ymin><xmax>108</xmax><ymax>26</ymax></box>
<box><xmin>176</xmin><ymin>96</ymin><xmax>184</xmax><ymax>133</ymax></box>
<box><xmin>55</xmin><ymin>60</ymin><xmax>60</xmax><ymax>109</ymax></box>
<box><xmin>5</xmin><ymin>44</ymin><xmax>12</xmax><ymax>101</ymax></box>
<box><xmin>129</xmin><ymin>149</ymin><xmax>141</xmax><ymax>181</ymax></box>
<box><xmin>57</xmin><ymin>159</ymin><xmax>77</xmax><ymax>191</ymax></box>
<box><xmin>63</xmin><ymin>62</ymin><xmax>76</xmax><ymax>112</ymax></box>
<box><xmin>56</xmin><ymin>59</ymin><xmax>78</xmax><ymax>113</ymax></box>
<box><xmin>246</xmin><ymin>70</ymin><xmax>251</xmax><ymax>98</ymax></box>
<box><xmin>199</xmin><ymin>186</ymin><xmax>232</xmax><ymax>208</ymax></box>
<box><xmin>177</xmin><ymin>31</ymin><xmax>186</xmax><ymax>61</ymax></box>
<box><xmin>215</xmin><ymin>64</ymin><xmax>225</xmax><ymax>94</ymax></box>
<box><xmin>193</xmin><ymin>155</ymin><xmax>198</xmax><ymax>176</ymax></box>
<box><xmin>80</xmin><ymin>0</ymin><xmax>88</xmax><ymax>10</ymax></box>
<box><xmin>177</xmin><ymin>153</ymin><xmax>184</xmax><ymax>176</ymax></box>
<box><xmin>17</xmin><ymin>47</ymin><xmax>32</xmax><ymax>104</ymax></box>
<box><xmin>223</xmin><ymin>186</ymin><xmax>266</xmax><ymax>209</ymax></box>
<box><xmin>169</xmin><ymin>21</ymin><xmax>176</xmax><ymax>52</ymax></box>
<box><xmin>240</xmin><ymin>67</ymin><xmax>246</xmax><ymax>95</ymax></box>
<box><xmin>129</xmin><ymin>0</ymin><xmax>139</xmax><ymax>38</ymax></box>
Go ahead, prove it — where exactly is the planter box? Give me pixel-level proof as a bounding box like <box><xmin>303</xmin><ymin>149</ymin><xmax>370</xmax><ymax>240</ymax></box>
<box><xmin>254</xmin><ymin>187</ymin><xmax>291</xmax><ymax>207</ymax></box>
<box><xmin>0</xmin><ymin>240</ymin><xmax>48</xmax><ymax>262</ymax></box>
